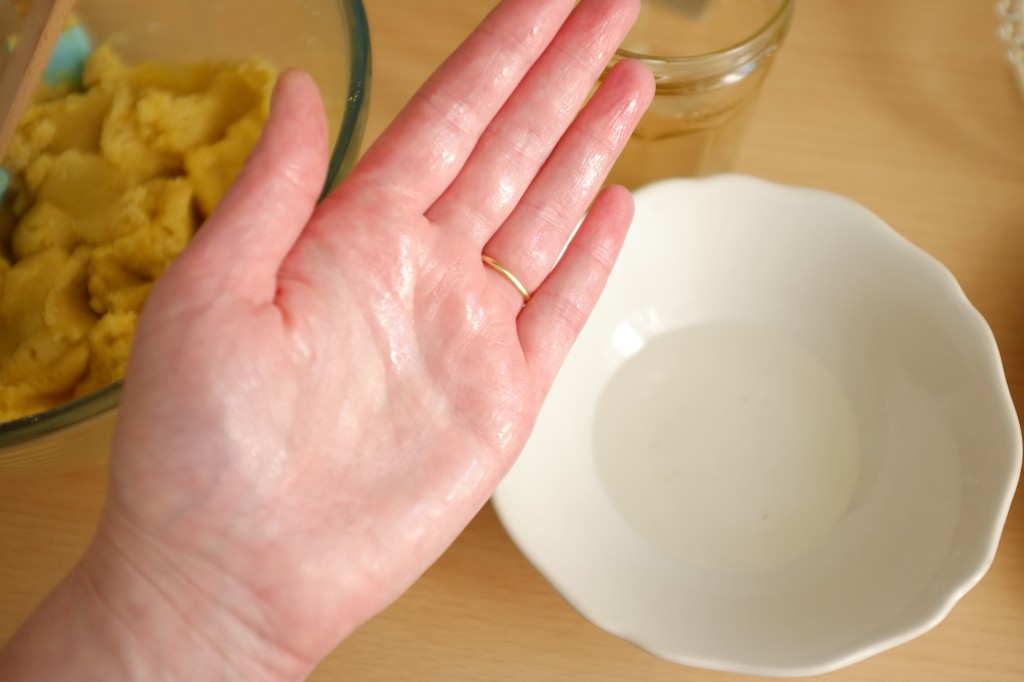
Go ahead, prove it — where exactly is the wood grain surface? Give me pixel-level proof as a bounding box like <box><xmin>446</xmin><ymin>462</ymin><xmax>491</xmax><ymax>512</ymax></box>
<box><xmin>2</xmin><ymin>1</ymin><xmax>1022</xmax><ymax>680</ymax></box>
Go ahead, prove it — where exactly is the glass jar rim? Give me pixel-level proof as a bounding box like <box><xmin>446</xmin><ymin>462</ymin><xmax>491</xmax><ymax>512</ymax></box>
<box><xmin>615</xmin><ymin>0</ymin><xmax>795</xmax><ymax>78</ymax></box>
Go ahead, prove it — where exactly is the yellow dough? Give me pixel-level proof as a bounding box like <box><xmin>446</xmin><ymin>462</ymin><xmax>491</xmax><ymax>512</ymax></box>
<box><xmin>0</xmin><ymin>45</ymin><xmax>277</xmax><ymax>422</ymax></box>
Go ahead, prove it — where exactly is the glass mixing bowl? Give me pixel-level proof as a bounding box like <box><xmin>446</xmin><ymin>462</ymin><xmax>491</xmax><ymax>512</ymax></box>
<box><xmin>0</xmin><ymin>0</ymin><xmax>370</xmax><ymax>473</ymax></box>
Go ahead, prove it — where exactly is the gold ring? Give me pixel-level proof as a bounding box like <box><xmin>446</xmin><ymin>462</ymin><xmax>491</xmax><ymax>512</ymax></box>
<box><xmin>482</xmin><ymin>254</ymin><xmax>531</xmax><ymax>304</ymax></box>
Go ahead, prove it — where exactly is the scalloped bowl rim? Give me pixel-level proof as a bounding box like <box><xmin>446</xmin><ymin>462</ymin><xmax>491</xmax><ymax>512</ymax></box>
<box><xmin>492</xmin><ymin>174</ymin><xmax>1022</xmax><ymax>677</ymax></box>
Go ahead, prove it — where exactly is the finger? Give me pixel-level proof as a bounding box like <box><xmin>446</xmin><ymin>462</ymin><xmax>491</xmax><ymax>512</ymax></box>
<box><xmin>517</xmin><ymin>184</ymin><xmax>633</xmax><ymax>388</ymax></box>
<box><xmin>170</xmin><ymin>69</ymin><xmax>330</xmax><ymax>304</ymax></box>
<box><xmin>340</xmin><ymin>0</ymin><xmax>577</xmax><ymax>212</ymax></box>
<box><xmin>426</xmin><ymin>0</ymin><xmax>640</xmax><ymax>243</ymax></box>
<box><xmin>480</xmin><ymin>58</ymin><xmax>653</xmax><ymax>311</ymax></box>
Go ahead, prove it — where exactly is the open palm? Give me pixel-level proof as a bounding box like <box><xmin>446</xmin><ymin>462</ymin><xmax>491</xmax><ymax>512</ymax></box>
<box><xmin>91</xmin><ymin>0</ymin><xmax>652</xmax><ymax>675</ymax></box>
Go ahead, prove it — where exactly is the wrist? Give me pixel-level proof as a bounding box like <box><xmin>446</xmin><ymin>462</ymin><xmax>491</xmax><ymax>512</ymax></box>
<box><xmin>0</xmin><ymin>513</ymin><xmax>313</xmax><ymax>682</ymax></box>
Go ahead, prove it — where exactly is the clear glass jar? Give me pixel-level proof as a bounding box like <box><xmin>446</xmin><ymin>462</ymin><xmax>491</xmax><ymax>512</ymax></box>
<box><xmin>604</xmin><ymin>0</ymin><xmax>795</xmax><ymax>189</ymax></box>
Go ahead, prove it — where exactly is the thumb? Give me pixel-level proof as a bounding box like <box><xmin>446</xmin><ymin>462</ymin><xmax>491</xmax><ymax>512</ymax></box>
<box><xmin>169</xmin><ymin>69</ymin><xmax>330</xmax><ymax>304</ymax></box>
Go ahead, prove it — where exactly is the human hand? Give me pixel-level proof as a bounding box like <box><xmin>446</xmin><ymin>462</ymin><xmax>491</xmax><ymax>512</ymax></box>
<box><xmin>1</xmin><ymin>0</ymin><xmax>653</xmax><ymax>679</ymax></box>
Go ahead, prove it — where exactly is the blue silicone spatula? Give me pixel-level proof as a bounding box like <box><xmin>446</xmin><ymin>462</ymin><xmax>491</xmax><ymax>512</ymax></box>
<box><xmin>0</xmin><ymin>0</ymin><xmax>78</xmax><ymax>167</ymax></box>
<box><xmin>0</xmin><ymin>0</ymin><xmax>86</xmax><ymax>198</ymax></box>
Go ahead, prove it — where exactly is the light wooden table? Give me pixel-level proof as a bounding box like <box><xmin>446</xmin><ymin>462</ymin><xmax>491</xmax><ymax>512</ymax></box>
<box><xmin>2</xmin><ymin>0</ymin><xmax>1023</xmax><ymax>680</ymax></box>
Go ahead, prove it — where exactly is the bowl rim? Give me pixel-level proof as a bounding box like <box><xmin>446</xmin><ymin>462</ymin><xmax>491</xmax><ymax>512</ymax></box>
<box><xmin>323</xmin><ymin>0</ymin><xmax>371</xmax><ymax>195</ymax></box>
<box><xmin>491</xmin><ymin>174</ymin><xmax>1023</xmax><ymax>677</ymax></box>
<box><xmin>0</xmin><ymin>0</ymin><xmax>372</xmax><ymax>450</ymax></box>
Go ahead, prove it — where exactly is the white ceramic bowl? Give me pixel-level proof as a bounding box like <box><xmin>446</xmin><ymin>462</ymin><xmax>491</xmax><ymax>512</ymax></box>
<box><xmin>492</xmin><ymin>175</ymin><xmax>1021</xmax><ymax>677</ymax></box>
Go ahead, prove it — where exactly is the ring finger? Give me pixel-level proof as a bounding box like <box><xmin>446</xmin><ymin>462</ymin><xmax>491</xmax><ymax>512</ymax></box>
<box><xmin>479</xmin><ymin>58</ymin><xmax>652</xmax><ymax>309</ymax></box>
<box><xmin>425</xmin><ymin>0</ymin><xmax>640</xmax><ymax>245</ymax></box>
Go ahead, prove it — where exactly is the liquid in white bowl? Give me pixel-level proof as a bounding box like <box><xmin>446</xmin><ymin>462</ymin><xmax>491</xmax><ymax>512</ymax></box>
<box><xmin>594</xmin><ymin>323</ymin><xmax>861</xmax><ymax>573</ymax></box>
